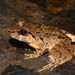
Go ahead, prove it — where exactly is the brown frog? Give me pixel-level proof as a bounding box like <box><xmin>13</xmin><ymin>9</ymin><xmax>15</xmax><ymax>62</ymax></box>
<box><xmin>8</xmin><ymin>19</ymin><xmax>75</xmax><ymax>72</ymax></box>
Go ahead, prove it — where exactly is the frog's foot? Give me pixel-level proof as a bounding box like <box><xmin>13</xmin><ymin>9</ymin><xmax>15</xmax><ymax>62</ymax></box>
<box><xmin>24</xmin><ymin>49</ymin><xmax>46</xmax><ymax>59</ymax></box>
<box><xmin>38</xmin><ymin>63</ymin><xmax>57</xmax><ymax>72</ymax></box>
<box><xmin>24</xmin><ymin>53</ymin><xmax>39</xmax><ymax>59</ymax></box>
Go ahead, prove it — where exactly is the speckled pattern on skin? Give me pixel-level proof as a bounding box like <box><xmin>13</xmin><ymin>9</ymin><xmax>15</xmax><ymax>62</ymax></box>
<box><xmin>8</xmin><ymin>19</ymin><xmax>75</xmax><ymax>72</ymax></box>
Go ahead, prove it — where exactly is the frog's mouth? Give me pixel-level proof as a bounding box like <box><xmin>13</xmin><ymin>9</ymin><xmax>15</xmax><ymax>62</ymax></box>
<box><xmin>28</xmin><ymin>43</ymin><xmax>39</xmax><ymax>49</ymax></box>
<box><xmin>8</xmin><ymin>29</ymin><xmax>35</xmax><ymax>42</ymax></box>
<box><xmin>10</xmin><ymin>32</ymin><xmax>39</xmax><ymax>49</ymax></box>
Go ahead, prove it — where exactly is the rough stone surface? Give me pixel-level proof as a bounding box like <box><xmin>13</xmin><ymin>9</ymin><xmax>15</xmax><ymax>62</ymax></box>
<box><xmin>0</xmin><ymin>0</ymin><xmax>75</xmax><ymax>75</ymax></box>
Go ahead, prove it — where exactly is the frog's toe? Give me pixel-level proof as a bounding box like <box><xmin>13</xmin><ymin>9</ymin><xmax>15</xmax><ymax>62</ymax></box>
<box><xmin>24</xmin><ymin>53</ymin><xmax>40</xmax><ymax>59</ymax></box>
<box><xmin>24</xmin><ymin>54</ymin><xmax>35</xmax><ymax>59</ymax></box>
<box><xmin>24</xmin><ymin>54</ymin><xmax>30</xmax><ymax>56</ymax></box>
<box><xmin>37</xmin><ymin>63</ymin><xmax>56</xmax><ymax>72</ymax></box>
<box><xmin>24</xmin><ymin>57</ymin><xmax>29</xmax><ymax>59</ymax></box>
<box><xmin>24</xmin><ymin>54</ymin><xmax>31</xmax><ymax>59</ymax></box>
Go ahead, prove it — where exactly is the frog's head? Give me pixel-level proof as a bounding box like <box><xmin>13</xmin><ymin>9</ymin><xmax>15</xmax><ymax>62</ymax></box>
<box><xmin>8</xmin><ymin>19</ymin><xmax>36</xmax><ymax>44</ymax></box>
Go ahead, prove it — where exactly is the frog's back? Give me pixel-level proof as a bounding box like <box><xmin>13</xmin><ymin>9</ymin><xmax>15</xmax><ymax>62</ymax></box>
<box><xmin>22</xmin><ymin>19</ymin><xmax>71</xmax><ymax>47</ymax></box>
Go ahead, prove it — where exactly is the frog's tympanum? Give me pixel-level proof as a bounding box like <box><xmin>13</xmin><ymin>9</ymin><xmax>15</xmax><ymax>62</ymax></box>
<box><xmin>8</xmin><ymin>19</ymin><xmax>75</xmax><ymax>72</ymax></box>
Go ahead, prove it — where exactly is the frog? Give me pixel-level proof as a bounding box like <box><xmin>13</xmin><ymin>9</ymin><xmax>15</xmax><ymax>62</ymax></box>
<box><xmin>8</xmin><ymin>19</ymin><xmax>75</xmax><ymax>72</ymax></box>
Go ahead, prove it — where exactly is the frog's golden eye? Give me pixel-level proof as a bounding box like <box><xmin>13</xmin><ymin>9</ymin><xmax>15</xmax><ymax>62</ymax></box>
<box><xmin>19</xmin><ymin>29</ymin><xmax>28</xmax><ymax>35</ymax></box>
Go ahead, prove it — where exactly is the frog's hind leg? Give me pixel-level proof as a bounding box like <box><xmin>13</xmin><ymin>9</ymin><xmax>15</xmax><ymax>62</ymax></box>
<box><xmin>66</xmin><ymin>33</ymin><xmax>75</xmax><ymax>42</ymax></box>
<box><xmin>61</xmin><ymin>29</ymin><xmax>75</xmax><ymax>42</ymax></box>
<box><xmin>38</xmin><ymin>41</ymin><xmax>74</xmax><ymax>72</ymax></box>
<box><xmin>38</xmin><ymin>55</ymin><xmax>73</xmax><ymax>72</ymax></box>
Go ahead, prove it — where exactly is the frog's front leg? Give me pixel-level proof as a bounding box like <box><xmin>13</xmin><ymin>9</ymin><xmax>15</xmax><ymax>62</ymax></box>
<box><xmin>24</xmin><ymin>49</ymin><xmax>47</xmax><ymax>59</ymax></box>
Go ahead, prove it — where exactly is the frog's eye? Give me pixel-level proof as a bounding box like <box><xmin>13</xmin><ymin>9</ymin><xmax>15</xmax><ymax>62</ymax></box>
<box><xmin>20</xmin><ymin>29</ymin><xmax>27</xmax><ymax>35</ymax></box>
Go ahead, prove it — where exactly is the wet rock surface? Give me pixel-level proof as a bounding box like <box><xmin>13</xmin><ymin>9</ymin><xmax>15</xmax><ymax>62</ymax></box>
<box><xmin>0</xmin><ymin>0</ymin><xmax>75</xmax><ymax>75</ymax></box>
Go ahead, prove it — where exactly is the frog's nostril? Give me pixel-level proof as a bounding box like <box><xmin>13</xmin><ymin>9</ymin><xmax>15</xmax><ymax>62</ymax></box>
<box><xmin>20</xmin><ymin>29</ymin><xmax>27</xmax><ymax>35</ymax></box>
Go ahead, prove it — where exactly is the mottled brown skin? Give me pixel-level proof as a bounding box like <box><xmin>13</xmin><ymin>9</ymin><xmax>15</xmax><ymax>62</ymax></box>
<box><xmin>8</xmin><ymin>19</ymin><xmax>75</xmax><ymax>71</ymax></box>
